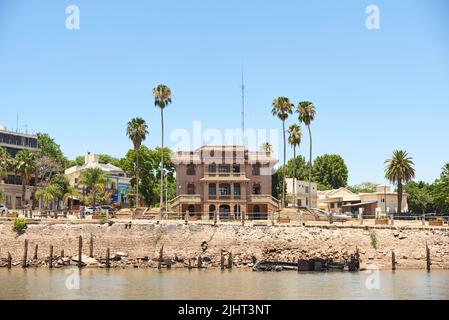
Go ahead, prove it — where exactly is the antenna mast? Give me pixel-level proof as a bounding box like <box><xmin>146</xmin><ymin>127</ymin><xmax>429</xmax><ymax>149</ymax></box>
<box><xmin>241</xmin><ymin>67</ymin><xmax>245</xmax><ymax>145</ymax></box>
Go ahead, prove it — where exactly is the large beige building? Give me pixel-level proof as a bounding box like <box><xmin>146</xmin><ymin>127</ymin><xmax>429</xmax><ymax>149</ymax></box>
<box><xmin>285</xmin><ymin>178</ymin><xmax>318</xmax><ymax>208</ymax></box>
<box><xmin>169</xmin><ymin>145</ymin><xmax>279</xmax><ymax>219</ymax></box>
<box><xmin>0</xmin><ymin>125</ymin><xmax>40</xmax><ymax>209</ymax></box>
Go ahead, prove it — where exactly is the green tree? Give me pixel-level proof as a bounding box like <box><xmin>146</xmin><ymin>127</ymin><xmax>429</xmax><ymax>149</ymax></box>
<box><xmin>348</xmin><ymin>182</ymin><xmax>379</xmax><ymax>193</ymax></box>
<box><xmin>313</xmin><ymin>154</ymin><xmax>348</xmax><ymax>190</ymax></box>
<box><xmin>405</xmin><ymin>181</ymin><xmax>433</xmax><ymax>214</ymax></box>
<box><xmin>431</xmin><ymin>175</ymin><xmax>449</xmax><ymax>214</ymax></box>
<box><xmin>78</xmin><ymin>168</ymin><xmax>108</xmax><ymax>210</ymax></box>
<box><xmin>286</xmin><ymin>155</ymin><xmax>309</xmax><ymax>181</ymax></box>
<box><xmin>385</xmin><ymin>150</ymin><xmax>415</xmax><ymax>214</ymax></box>
<box><xmin>296</xmin><ymin>101</ymin><xmax>316</xmax><ymax>208</ymax></box>
<box><xmin>14</xmin><ymin>150</ymin><xmax>37</xmax><ymax>208</ymax></box>
<box><xmin>287</xmin><ymin>124</ymin><xmax>302</xmax><ymax>208</ymax></box>
<box><xmin>37</xmin><ymin>133</ymin><xmax>69</xmax><ymax>168</ymax></box>
<box><xmin>153</xmin><ymin>84</ymin><xmax>172</xmax><ymax>210</ymax></box>
<box><xmin>442</xmin><ymin>163</ymin><xmax>449</xmax><ymax>178</ymax></box>
<box><xmin>126</xmin><ymin>117</ymin><xmax>149</xmax><ymax>207</ymax></box>
<box><xmin>271</xmin><ymin>96</ymin><xmax>293</xmax><ymax>209</ymax></box>
<box><xmin>35</xmin><ymin>184</ymin><xmax>59</xmax><ymax>210</ymax></box>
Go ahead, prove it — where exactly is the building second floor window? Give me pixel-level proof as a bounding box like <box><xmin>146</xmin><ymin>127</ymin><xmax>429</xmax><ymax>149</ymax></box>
<box><xmin>186</xmin><ymin>164</ymin><xmax>196</xmax><ymax>175</ymax></box>
<box><xmin>187</xmin><ymin>183</ymin><xmax>196</xmax><ymax>194</ymax></box>
<box><xmin>209</xmin><ymin>183</ymin><xmax>216</xmax><ymax>195</ymax></box>
<box><xmin>219</xmin><ymin>183</ymin><xmax>231</xmax><ymax>195</ymax></box>
<box><xmin>208</xmin><ymin>163</ymin><xmax>216</xmax><ymax>173</ymax></box>
<box><xmin>252</xmin><ymin>163</ymin><xmax>261</xmax><ymax>176</ymax></box>
<box><xmin>234</xmin><ymin>183</ymin><xmax>241</xmax><ymax>195</ymax></box>
<box><xmin>252</xmin><ymin>183</ymin><xmax>261</xmax><ymax>195</ymax></box>
<box><xmin>218</xmin><ymin>164</ymin><xmax>231</xmax><ymax>174</ymax></box>
<box><xmin>232</xmin><ymin>164</ymin><xmax>240</xmax><ymax>173</ymax></box>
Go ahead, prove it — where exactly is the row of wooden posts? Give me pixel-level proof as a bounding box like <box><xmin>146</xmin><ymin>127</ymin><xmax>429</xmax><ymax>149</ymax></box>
<box><xmin>5</xmin><ymin>235</ymin><xmax>111</xmax><ymax>269</ymax></box>
<box><xmin>156</xmin><ymin>245</ymin><xmax>233</xmax><ymax>270</ymax></box>
<box><xmin>5</xmin><ymin>236</ymin><xmax>433</xmax><ymax>272</ymax></box>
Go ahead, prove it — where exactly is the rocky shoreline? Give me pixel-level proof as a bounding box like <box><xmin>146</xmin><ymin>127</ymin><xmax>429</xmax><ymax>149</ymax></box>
<box><xmin>0</xmin><ymin>221</ymin><xmax>448</xmax><ymax>270</ymax></box>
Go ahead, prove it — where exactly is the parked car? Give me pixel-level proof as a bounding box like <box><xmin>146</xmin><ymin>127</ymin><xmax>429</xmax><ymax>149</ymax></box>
<box><xmin>83</xmin><ymin>207</ymin><xmax>95</xmax><ymax>214</ymax></box>
<box><xmin>0</xmin><ymin>204</ymin><xmax>8</xmax><ymax>215</ymax></box>
<box><xmin>99</xmin><ymin>205</ymin><xmax>114</xmax><ymax>213</ymax></box>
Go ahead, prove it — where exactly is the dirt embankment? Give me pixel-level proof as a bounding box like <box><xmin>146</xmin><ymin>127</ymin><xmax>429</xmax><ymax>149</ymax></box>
<box><xmin>0</xmin><ymin>222</ymin><xmax>448</xmax><ymax>270</ymax></box>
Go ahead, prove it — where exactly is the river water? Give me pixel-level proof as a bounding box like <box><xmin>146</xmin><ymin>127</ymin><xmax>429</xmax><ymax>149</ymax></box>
<box><xmin>0</xmin><ymin>269</ymin><xmax>448</xmax><ymax>300</ymax></box>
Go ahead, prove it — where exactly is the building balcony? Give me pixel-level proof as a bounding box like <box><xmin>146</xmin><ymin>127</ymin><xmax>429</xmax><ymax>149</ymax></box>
<box><xmin>169</xmin><ymin>194</ymin><xmax>202</xmax><ymax>207</ymax></box>
<box><xmin>207</xmin><ymin>195</ymin><xmax>245</xmax><ymax>201</ymax></box>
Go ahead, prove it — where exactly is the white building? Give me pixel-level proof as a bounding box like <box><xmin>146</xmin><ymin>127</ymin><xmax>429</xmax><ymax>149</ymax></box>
<box><xmin>286</xmin><ymin>178</ymin><xmax>318</xmax><ymax>208</ymax></box>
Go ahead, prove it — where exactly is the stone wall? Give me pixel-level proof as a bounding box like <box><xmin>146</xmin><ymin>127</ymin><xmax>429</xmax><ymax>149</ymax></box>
<box><xmin>0</xmin><ymin>221</ymin><xmax>448</xmax><ymax>269</ymax></box>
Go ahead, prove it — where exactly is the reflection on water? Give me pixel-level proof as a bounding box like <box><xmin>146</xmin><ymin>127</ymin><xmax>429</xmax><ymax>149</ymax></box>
<box><xmin>0</xmin><ymin>268</ymin><xmax>448</xmax><ymax>300</ymax></box>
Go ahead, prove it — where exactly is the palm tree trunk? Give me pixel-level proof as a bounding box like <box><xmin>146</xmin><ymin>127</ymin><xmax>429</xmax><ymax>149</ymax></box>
<box><xmin>282</xmin><ymin>120</ymin><xmax>286</xmax><ymax>209</ymax></box>
<box><xmin>160</xmin><ymin>108</ymin><xmax>164</xmax><ymax>212</ymax></box>
<box><xmin>308</xmin><ymin>125</ymin><xmax>313</xmax><ymax>209</ymax></box>
<box><xmin>22</xmin><ymin>179</ymin><xmax>26</xmax><ymax>209</ymax></box>
<box><xmin>136</xmin><ymin>147</ymin><xmax>139</xmax><ymax>208</ymax></box>
<box><xmin>397</xmin><ymin>180</ymin><xmax>402</xmax><ymax>215</ymax></box>
<box><xmin>93</xmin><ymin>187</ymin><xmax>97</xmax><ymax>212</ymax></box>
<box><xmin>293</xmin><ymin>146</ymin><xmax>296</xmax><ymax>209</ymax></box>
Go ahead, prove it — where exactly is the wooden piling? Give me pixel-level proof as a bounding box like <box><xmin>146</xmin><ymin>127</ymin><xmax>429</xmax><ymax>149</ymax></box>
<box><xmin>78</xmin><ymin>235</ymin><xmax>83</xmax><ymax>269</ymax></box>
<box><xmin>198</xmin><ymin>256</ymin><xmax>203</xmax><ymax>268</ymax></box>
<box><xmin>188</xmin><ymin>259</ymin><xmax>192</xmax><ymax>270</ymax></box>
<box><xmin>61</xmin><ymin>250</ymin><xmax>64</xmax><ymax>258</ymax></box>
<box><xmin>89</xmin><ymin>234</ymin><xmax>94</xmax><ymax>258</ymax></box>
<box><xmin>49</xmin><ymin>245</ymin><xmax>53</xmax><ymax>269</ymax></box>
<box><xmin>33</xmin><ymin>244</ymin><xmax>38</xmax><ymax>260</ymax></box>
<box><xmin>227</xmin><ymin>252</ymin><xmax>233</xmax><ymax>269</ymax></box>
<box><xmin>241</xmin><ymin>212</ymin><xmax>245</xmax><ymax>226</ymax></box>
<box><xmin>22</xmin><ymin>239</ymin><xmax>28</xmax><ymax>268</ymax></box>
<box><xmin>7</xmin><ymin>252</ymin><xmax>12</xmax><ymax>269</ymax></box>
<box><xmin>213</xmin><ymin>210</ymin><xmax>217</xmax><ymax>226</ymax></box>
<box><xmin>106</xmin><ymin>248</ymin><xmax>110</xmax><ymax>268</ymax></box>
<box><xmin>158</xmin><ymin>245</ymin><xmax>164</xmax><ymax>270</ymax></box>
<box><xmin>426</xmin><ymin>242</ymin><xmax>431</xmax><ymax>271</ymax></box>
<box><xmin>392</xmin><ymin>251</ymin><xmax>396</xmax><ymax>271</ymax></box>
<box><xmin>220</xmin><ymin>251</ymin><xmax>225</xmax><ymax>270</ymax></box>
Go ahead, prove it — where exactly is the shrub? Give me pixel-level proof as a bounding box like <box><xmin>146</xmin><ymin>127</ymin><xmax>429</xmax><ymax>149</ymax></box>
<box><xmin>13</xmin><ymin>218</ymin><xmax>28</xmax><ymax>234</ymax></box>
<box><xmin>436</xmin><ymin>218</ymin><xmax>444</xmax><ymax>222</ymax></box>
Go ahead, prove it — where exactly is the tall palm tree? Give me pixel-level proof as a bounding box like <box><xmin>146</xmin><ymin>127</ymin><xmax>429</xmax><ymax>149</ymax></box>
<box><xmin>78</xmin><ymin>168</ymin><xmax>107</xmax><ymax>211</ymax></box>
<box><xmin>288</xmin><ymin>124</ymin><xmax>302</xmax><ymax>208</ymax></box>
<box><xmin>63</xmin><ymin>186</ymin><xmax>81</xmax><ymax>214</ymax></box>
<box><xmin>153</xmin><ymin>84</ymin><xmax>172</xmax><ymax>211</ymax></box>
<box><xmin>15</xmin><ymin>150</ymin><xmax>37</xmax><ymax>208</ymax></box>
<box><xmin>385</xmin><ymin>150</ymin><xmax>415</xmax><ymax>215</ymax></box>
<box><xmin>271</xmin><ymin>97</ymin><xmax>293</xmax><ymax>209</ymax></box>
<box><xmin>126</xmin><ymin>117</ymin><xmax>149</xmax><ymax>207</ymax></box>
<box><xmin>296</xmin><ymin>101</ymin><xmax>316</xmax><ymax>209</ymax></box>
<box><xmin>0</xmin><ymin>147</ymin><xmax>12</xmax><ymax>182</ymax></box>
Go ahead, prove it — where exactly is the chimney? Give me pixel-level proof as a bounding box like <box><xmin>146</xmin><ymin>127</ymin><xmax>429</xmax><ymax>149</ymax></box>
<box><xmin>85</xmin><ymin>153</ymin><xmax>99</xmax><ymax>164</ymax></box>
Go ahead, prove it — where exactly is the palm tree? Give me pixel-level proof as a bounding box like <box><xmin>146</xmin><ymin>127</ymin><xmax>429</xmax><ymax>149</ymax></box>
<box><xmin>296</xmin><ymin>101</ymin><xmax>316</xmax><ymax>209</ymax></box>
<box><xmin>288</xmin><ymin>124</ymin><xmax>302</xmax><ymax>209</ymax></box>
<box><xmin>35</xmin><ymin>184</ymin><xmax>59</xmax><ymax>210</ymax></box>
<box><xmin>126</xmin><ymin>117</ymin><xmax>149</xmax><ymax>207</ymax></box>
<box><xmin>63</xmin><ymin>186</ymin><xmax>81</xmax><ymax>214</ymax></box>
<box><xmin>153</xmin><ymin>84</ymin><xmax>172</xmax><ymax>211</ymax></box>
<box><xmin>15</xmin><ymin>150</ymin><xmax>37</xmax><ymax>209</ymax></box>
<box><xmin>78</xmin><ymin>168</ymin><xmax>107</xmax><ymax>211</ymax></box>
<box><xmin>385</xmin><ymin>150</ymin><xmax>415</xmax><ymax>215</ymax></box>
<box><xmin>0</xmin><ymin>147</ymin><xmax>12</xmax><ymax>182</ymax></box>
<box><xmin>271</xmin><ymin>97</ymin><xmax>293</xmax><ymax>209</ymax></box>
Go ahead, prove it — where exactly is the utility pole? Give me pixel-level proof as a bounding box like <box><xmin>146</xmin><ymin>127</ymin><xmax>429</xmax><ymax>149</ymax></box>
<box><xmin>241</xmin><ymin>67</ymin><xmax>245</xmax><ymax>146</ymax></box>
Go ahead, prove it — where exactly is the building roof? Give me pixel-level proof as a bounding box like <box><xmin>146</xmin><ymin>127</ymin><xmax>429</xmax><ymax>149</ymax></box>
<box><xmin>64</xmin><ymin>153</ymin><xmax>125</xmax><ymax>175</ymax></box>
<box><xmin>171</xmin><ymin>145</ymin><xmax>278</xmax><ymax>165</ymax></box>
<box><xmin>318</xmin><ymin>187</ymin><xmax>360</xmax><ymax>202</ymax></box>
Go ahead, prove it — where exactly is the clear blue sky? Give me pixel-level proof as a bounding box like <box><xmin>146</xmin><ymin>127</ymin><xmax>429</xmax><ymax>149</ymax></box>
<box><xmin>1</xmin><ymin>0</ymin><xmax>448</xmax><ymax>185</ymax></box>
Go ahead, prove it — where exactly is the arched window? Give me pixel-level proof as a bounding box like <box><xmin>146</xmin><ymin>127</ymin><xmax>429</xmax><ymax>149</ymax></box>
<box><xmin>187</xmin><ymin>164</ymin><xmax>196</xmax><ymax>175</ymax></box>
<box><xmin>252</xmin><ymin>162</ymin><xmax>261</xmax><ymax>176</ymax></box>
<box><xmin>187</xmin><ymin>183</ymin><xmax>195</xmax><ymax>195</ymax></box>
